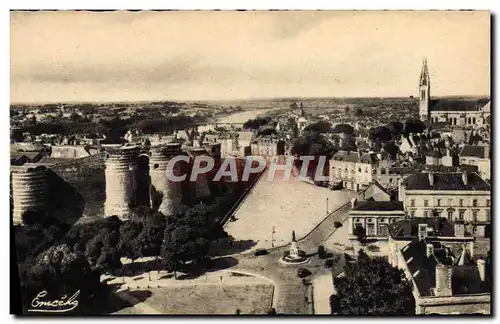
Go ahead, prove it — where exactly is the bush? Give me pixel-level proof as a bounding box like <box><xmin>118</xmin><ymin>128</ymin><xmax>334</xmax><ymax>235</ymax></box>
<box><xmin>254</xmin><ymin>249</ymin><xmax>269</xmax><ymax>256</ymax></box>
<box><xmin>297</xmin><ymin>268</ymin><xmax>312</xmax><ymax>278</ymax></box>
<box><xmin>334</xmin><ymin>221</ymin><xmax>343</xmax><ymax>228</ymax></box>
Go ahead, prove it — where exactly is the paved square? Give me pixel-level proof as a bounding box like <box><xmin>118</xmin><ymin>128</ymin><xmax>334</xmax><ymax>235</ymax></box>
<box><xmin>225</xmin><ymin>171</ymin><xmax>355</xmax><ymax>250</ymax></box>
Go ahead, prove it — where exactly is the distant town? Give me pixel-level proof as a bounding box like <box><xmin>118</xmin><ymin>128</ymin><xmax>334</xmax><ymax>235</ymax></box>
<box><xmin>11</xmin><ymin>58</ymin><xmax>491</xmax><ymax>315</ymax></box>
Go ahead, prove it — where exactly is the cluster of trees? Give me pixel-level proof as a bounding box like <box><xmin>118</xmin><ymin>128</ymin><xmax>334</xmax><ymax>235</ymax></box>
<box><xmin>303</xmin><ymin>121</ymin><xmax>332</xmax><ymax>134</ymax></box>
<box><xmin>14</xmin><ymin>194</ymin><xmax>235</xmax><ymax>313</ymax></box>
<box><xmin>370</xmin><ymin>119</ymin><xmax>426</xmax><ymax>143</ymax></box>
<box><xmin>17</xmin><ymin>112</ymin><xmax>205</xmax><ymax>141</ymax></box>
<box><xmin>243</xmin><ymin>117</ymin><xmax>272</xmax><ymax>130</ymax></box>
<box><xmin>330</xmin><ymin>250</ymin><xmax>415</xmax><ymax>315</ymax></box>
<box><xmin>332</xmin><ymin>124</ymin><xmax>354</xmax><ymax>135</ymax></box>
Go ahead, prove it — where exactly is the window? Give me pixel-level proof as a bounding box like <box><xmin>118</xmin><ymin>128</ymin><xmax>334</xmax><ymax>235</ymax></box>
<box><xmin>472</xmin><ymin>199</ymin><xmax>477</xmax><ymax>207</ymax></box>
<box><xmin>389</xmin><ymin>178</ymin><xmax>393</xmax><ymax>183</ymax></box>
<box><xmin>472</xmin><ymin>210</ymin><xmax>478</xmax><ymax>222</ymax></box>
<box><xmin>448</xmin><ymin>199</ymin><xmax>452</xmax><ymax>207</ymax></box>
<box><xmin>378</xmin><ymin>224</ymin><xmax>389</xmax><ymax>237</ymax></box>
<box><xmin>381</xmin><ymin>168</ymin><xmax>386</xmax><ymax>175</ymax></box>
<box><xmin>448</xmin><ymin>211</ymin><xmax>453</xmax><ymax>220</ymax></box>
<box><xmin>487</xmin><ymin>199</ymin><xmax>490</xmax><ymax>207</ymax></box>
<box><xmin>358</xmin><ymin>168</ymin><xmax>362</xmax><ymax>172</ymax></box>
<box><xmin>380</xmin><ymin>218</ymin><xmax>386</xmax><ymax>222</ymax></box>
<box><xmin>486</xmin><ymin>210</ymin><xmax>490</xmax><ymax>222</ymax></box>
<box><xmin>424</xmin><ymin>200</ymin><xmax>428</xmax><ymax>207</ymax></box>
<box><xmin>459</xmin><ymin>210</ymin><xmax>465</xmax><ymax>221</ymax></box>
<box><xmin>437</xmin><ymin>199</ymin><xmax>441</xmax><ymax>207</ymax></box>
<box><xmin>410</xmin><ymin>210</ymin><xmax>415</xmax><ymax>218</ymax></box>
<box><xmin>411</xmin><ymin>199</ymin><xmax>415</xmax><ymax>207</ymax></box>
<box><xmin>365</xmin><ymin>168</ymin><xmax>369</xmax><ymax>173</ymax></box>
<box><xmin>424</xmin><ymin>211</ymin><xmax>428</xmax><ymax>218</ymax></box>
<box><xmin>459</xmin><ymin>199</ymin><xmax>464</xmax><ymax>207</ymax></box>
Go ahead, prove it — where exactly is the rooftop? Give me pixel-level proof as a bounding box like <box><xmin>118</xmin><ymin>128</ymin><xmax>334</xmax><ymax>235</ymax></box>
<box><xmin>403</xmin><ymin>172</ymin><xmax>490</xmax><ymax>191</ymax></box>
<box><xmin>352</xmin><ymin>200</ymin><xmax>404</xmax><ymax>212</ymax></box>
<box><xmin>401</xmin><ymin>238</ymin><xmax>489</xmax><ymax>297</ymax></box>
<box><xmin>460</xmin><ymin>145</ymin><xmax>487</xmax><ymax>159</ymax></box>
<box><xmin>388</xmin><ymin>217</ymin><xmax>467</xmax><ymax>239</ymax></box>
<box><xmin>429</xmin><ymin>98</ymin><xmax>490</xmax><ymax>112</ymax></box>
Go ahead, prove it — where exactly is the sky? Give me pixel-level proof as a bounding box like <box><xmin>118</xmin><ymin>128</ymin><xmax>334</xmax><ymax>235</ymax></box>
<box><xmin>10</xmin><ymin>10</ymin><xmax>490</xmax><ymax>103</ymax></box>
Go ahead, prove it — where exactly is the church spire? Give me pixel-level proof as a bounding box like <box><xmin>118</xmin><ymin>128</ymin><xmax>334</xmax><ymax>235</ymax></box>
<box><xmin>420</xmin><ymin>57</ymin><xmax>429</xmax><ymax>86</ymax></box>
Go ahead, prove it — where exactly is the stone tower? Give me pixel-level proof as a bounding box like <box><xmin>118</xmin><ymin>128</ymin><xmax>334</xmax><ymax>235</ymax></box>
<box><xmin>189</xmin><ymin>148</ymin><xmax>212</xmax><ymax>201</ymax></box>
<box><xmin>11</xmin><ymin>165</ymin><xmax>49</xmax><ymax>225</ymax></box>
<box><xmin>419</xmin><ymin>58</ymin><xmax>431</xmax><ymax>122</ymax></box>
<box><xmin>104</xmin><ymin>146</ymin><xmax>141</xmax><ymax>220</ymax></box>
<box><xmin>149</xmin><ymin>143</ymin><xmax>184</xmax><ymax>216</ymax></box>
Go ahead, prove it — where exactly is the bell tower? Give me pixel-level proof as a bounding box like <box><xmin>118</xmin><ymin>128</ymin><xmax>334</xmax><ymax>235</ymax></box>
<box><xmin>419</xmin><ymin>58</ymin><xmax>430</xmax><ymax>122</ymax></box>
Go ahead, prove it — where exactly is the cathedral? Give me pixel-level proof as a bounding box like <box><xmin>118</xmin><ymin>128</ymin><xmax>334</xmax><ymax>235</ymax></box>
<box><xmin>419</xmin><ymin>58</ymin><xmax>490</xmax><ymax>128</ymax></box>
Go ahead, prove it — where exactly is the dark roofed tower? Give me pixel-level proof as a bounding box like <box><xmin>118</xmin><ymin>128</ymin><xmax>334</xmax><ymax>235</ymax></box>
<box><xmin>419</xmin><ymin>58</ymin><xmax>430</xmax><ymax>122</ymax></box>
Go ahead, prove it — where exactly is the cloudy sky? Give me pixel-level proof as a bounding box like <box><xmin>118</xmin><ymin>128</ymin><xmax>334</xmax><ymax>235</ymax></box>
<box><xmin>11</xmin><ymin>10</ymin><xmax>490</xmax><ymax>103</ymax></box>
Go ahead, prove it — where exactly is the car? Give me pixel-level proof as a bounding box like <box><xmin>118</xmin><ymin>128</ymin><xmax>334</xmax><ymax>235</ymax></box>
<box><xmin>254</xmin><ymin>249</ymin><xmax>269</xmax><ymax>256</ymax></box>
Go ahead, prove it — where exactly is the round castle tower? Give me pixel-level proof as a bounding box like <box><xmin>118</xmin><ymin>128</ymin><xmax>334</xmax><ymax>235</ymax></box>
<box><xmin>149</xmin><ymin>143</ymin><xmax>184</xmax><ymax>216</ymax></box>
<box><xmin>104</xmin><ymin>146</ymin><xmax>141</xmax><ymax>219</ymax></box>
<box><xmin>11</xmin><ymin>165</ymin><xmax>49</xmax><ymax>225</ymax></box>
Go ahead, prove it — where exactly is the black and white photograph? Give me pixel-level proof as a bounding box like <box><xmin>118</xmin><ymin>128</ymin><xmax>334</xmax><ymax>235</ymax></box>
<box><xmin>9</xmin><ymin>9</ymin><xmax>492</xmax><ymax>316</ymax></box>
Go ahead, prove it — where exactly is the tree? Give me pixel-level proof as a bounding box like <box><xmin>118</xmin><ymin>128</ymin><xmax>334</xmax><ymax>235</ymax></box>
<box><xmin>383</xmin><ymin>141</ymin><xmax>399</xmax><ymax>160</ymax></box>
<box><xmin>404</xmin><ymin>119</ymin><xmax>426</xmax><ymax>135</ymax></box>
<box><xmin>354</xmin><ymin>108</ymin><xmax>363</xmax><ymax>117</ymax></box>
<box><xmin>21</xmin><ymin>244</ymin><xmax>105</xmax><ymax>314</ymax></box>
<box><xmin>386</xmin><ymin>121</ymin><xmax>404</xmax><ymax>137</ymax></box>
<box><xmin>332</xmin><ymin>124</ymin><xmax>354</xmax><ymax>135</ymax></box>
<box><xmin>303</xmin><ymin>121</ymin><xmax>332</xmax><ymax>133</ymax></box>
<box><xmin>353</xmin><ymin>224</ymin><xmax>367</xmax><ymax>245</ymax></box>
<box><xmin>332</xmin><ymin>253</ymin><xmax>415</xmax><ymax>315</ymax></box>
<box><xmin>369</xmin><ymin>126</ymin><xmax>392</xmax><ymax>143</ymax></box>
<box><xmin>161</xmin><ymin>205</ymin><xmax>212</xmax><ymax>278</ymax></box>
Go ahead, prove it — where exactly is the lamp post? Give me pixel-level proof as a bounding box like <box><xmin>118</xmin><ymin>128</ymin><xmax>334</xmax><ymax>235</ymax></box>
<box><xmin>271</xmin><ymin>226</ymin><xmax>276</xmax><ymax>248</ymax></box>
<box><xmin>326</xmin><ymin>197</ymin><xmax>329</xmax><ymax>215</ymax></box>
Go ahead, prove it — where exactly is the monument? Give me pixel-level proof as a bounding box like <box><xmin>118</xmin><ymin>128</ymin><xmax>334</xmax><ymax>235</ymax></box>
<box><xmin>279</xmin><ymin>230</ymin><xmax>310</xmax><ymax>265</ymax></box>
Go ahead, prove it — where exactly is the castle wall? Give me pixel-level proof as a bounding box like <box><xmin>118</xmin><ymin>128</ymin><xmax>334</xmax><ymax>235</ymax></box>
<box><xmin>49</xmin><ymin>153</ymin><xmax>106</xmax><ymax>220</ymax></box>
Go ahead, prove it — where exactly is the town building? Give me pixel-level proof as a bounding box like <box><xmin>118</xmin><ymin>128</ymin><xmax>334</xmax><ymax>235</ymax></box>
<box><xmin>390</xmin><ymin>232</ymin><xmax>490</xmax><ymax>314</ymax></box>
<box><xmin>348</xmin><ymin>200</ymin><xmax>405</xmax><ymax>240</ymax></box>
<box><xmin>399</xmin><ymin>171</ymin><xmax>491</xmax><ymax>237</ymax></box>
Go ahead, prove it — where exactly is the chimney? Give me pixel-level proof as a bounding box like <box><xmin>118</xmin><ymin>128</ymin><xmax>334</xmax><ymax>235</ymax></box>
<box><xmin>428</xmin><ymin>172</ymin><xmax>435</xmax><ymax>186</ymax></box>
<box><xmin>477</xmin><ymin>259</ymin><xmax>486</xmax><ymax>282</ymax></box>
<box><xmin>435</xmin><ymin>264</ymin><xmax>453</xmax><ymax>297</ymax></box>
<box><xmin>351</xmin><ymin>197</ymin><xmax>357</xmax><ymax>208</ymax></box>
<box><xmin>426</xmin><ymin>244</ymin><xmax>435</xmax><ymax>258</ymax></box>
<box><xmin>462</xmin><ymin>171</ymin><xmax>468</xmax><ymax>186</ymax></box>
<box><xmin>454</xmin><ymin>221</ymin><xmax>465</xmax><ymax>238</ymax></box>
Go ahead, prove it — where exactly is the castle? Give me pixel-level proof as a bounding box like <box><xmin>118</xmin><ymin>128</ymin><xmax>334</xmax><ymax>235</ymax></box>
<box><xmin>419</xmin><ymin>58</ymin><xmax>490</xmax><ymax>128</ymax></box>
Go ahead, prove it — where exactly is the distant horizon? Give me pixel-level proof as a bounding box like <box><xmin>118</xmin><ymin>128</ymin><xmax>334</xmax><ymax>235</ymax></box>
<box><xmin>10</xmin><ymin>94</ymin><xmax>491</xmax><ymax>106</ymax></box>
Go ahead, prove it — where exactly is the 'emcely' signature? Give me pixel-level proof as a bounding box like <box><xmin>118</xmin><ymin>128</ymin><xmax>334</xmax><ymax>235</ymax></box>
<box><xmin>28</xmin><ymin>290</ymin><xmax>80</xmax><ymax>313</ymax></box>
